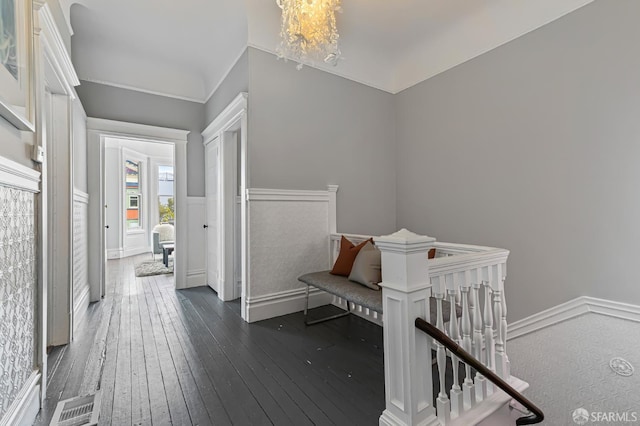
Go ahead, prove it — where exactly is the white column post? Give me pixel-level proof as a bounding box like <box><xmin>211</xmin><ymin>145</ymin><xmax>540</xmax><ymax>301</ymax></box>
<box><xmin>377</xmin><ymin>229</ymin><xmax>440</xmax><ymax>426</ymax></box>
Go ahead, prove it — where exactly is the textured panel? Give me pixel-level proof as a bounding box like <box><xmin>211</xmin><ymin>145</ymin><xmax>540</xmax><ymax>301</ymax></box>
<box><xmin>0</xmin><ymin>186</ymin><xmax>36</xmax><ymax>419</ymax></box>
<box><xmin>249</xmin><ymin>200</ymin><xmax>329</xmax><ymax>298</ymax></box>
<box><xmin>73</xmin><ymin>197</ymin><xmax>89</xmax><ymax>317</ymax></box>
<box><xmin>386</xmin><ymin>297</ymin><xmax>405</xmax><ymax>410</ymax></box>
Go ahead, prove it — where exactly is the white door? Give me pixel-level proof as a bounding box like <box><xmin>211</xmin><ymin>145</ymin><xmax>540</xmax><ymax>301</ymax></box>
<box><xmin>205</xmin><ymin>141</ymin><xmax>220</xmax><ymax>292</ymax></box>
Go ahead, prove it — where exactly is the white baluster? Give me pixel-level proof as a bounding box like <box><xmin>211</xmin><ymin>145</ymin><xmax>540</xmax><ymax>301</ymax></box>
<box><xmin>473</xmin><ymin>276</ymin><xmax>487</xmax><ymax>401</ymax></box>
<box><xmin>435</xmin><ymin>291</ymin><xmax>451</xmax><ymax>424</ymax></box>
<box><xmin>500</xmin><ymin>269</ymin><xmax>510</xmax><ymax>379</ymax></box>
<box><xmin>483</xmin><ymin>280</ymin><xmax>495</xmax><ymax>396</ymax></box>
<box><xmin>493</xmin><ymin>288</ymin><xmax>506</xmax><ymax>378</ymax></box>
<box><xmin>460</xmin><ymin>285</ymin><xmax>475</xmax><ymax>410</ymax></box>
<box><xmin>448</xmin><ymin>287</ymin><xmax>463</xmax><ymax>417</ymax></box>
<box><xmin>468</xmin><ymin>271</ymin><xmax>477</xmax><ymax>354</ymax></box>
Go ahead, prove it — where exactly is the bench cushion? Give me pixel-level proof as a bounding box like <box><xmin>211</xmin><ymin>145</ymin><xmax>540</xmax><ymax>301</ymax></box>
<box><xmin>298</xmin><ymin>271</ymin><xmax>462</xmax><ymax>324</ymax></box>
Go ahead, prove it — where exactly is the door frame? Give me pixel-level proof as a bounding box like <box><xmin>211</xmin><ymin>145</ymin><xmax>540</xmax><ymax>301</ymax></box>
<box><xmin>87</xmin><ymin>119</ymin><xmax>189</xmax><ymax>299</ymax></box>
<box><xmin>204</xmin><ymin>138</ymin><xmax>221</xmax><ymax>293</ymax></box>
<box><xmin>202</xmin><ymin>93</ymin><xmax>248</xmax><ymax>317</ymax></box>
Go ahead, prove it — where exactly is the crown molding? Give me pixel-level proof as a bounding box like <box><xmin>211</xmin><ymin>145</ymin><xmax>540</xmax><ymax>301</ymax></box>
<box><xmin>38</xmin><ymin>3</ymin><xmax>80</xmax><ymax>94</ymax></box>
<box><xmin>204</xmin><ymin>47</ymin><xmax>248</xmax><ymax>104</ymax></box>
<box><xmin>79</xmin><ymin>78</ymin><xmax>206</xmax><ymax>104</ymax></box>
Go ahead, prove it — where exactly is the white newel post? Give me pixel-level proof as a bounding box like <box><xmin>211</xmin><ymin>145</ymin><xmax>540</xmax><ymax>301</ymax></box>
<box><xmin>377</xmin><ymin>229</ymin><xmax>440</xmax><ymax>426</ymax></box>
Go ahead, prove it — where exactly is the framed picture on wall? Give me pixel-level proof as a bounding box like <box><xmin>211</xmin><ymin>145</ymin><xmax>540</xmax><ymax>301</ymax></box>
<box><xmin>0</xmin><ymin>0</ymin><xmax>34</xmax><ymax>132</ymax></box>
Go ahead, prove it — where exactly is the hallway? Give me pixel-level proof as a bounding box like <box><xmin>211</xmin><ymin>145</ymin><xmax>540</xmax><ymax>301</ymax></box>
<box><xmin>35</xmin><ymin>255</ymin><xmax>385</xmax><ymax>425</ymax></box>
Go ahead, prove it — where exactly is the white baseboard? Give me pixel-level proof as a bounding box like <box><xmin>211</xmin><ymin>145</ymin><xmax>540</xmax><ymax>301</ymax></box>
<box><xmin>508</xmin><ymin>296</ymin><xmax>640</xmax><ymax>340</ymax></box>
<box><xmin>73</xmin><ymin>286</ymin><xmax>91</xmax><ymax>334</ymax></box>
<box><xmin>123</xmin><ymin>247</ymin><xmax>151</xmax><ymax>258</ymax></box>
<box><xmin>0</xmin><ymin>372</ymin><xmax>41</xmax><ymax>426</ymax></box>
<box><xmin>185</xmin><ymin>269</ymin><xmax>206</xmax><ymax>289</ymax></box>
<box><xmin>585</xmin><ymin>297</ymin><xmax>640</xmax><ymax>322</ymax></box>
<box><xmin>246</xmin><ymin>287</ymin><xmax>333</xmax><ymax>323</ymax></box>
<box><xmin>106</xmin><ymin>248</ymin><xmax>123</xmax><ymax>259</ymax></box>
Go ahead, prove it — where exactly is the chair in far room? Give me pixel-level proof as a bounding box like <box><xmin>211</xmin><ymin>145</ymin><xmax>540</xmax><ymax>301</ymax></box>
<box><xmin>152</xmin><ymin>223</ymin><xmax>174</xmax><ymax>261</ymax></box>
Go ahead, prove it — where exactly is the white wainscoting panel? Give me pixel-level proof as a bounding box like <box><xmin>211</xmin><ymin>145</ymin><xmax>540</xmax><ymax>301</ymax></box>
<box><xmin>73</xmin><ymin>190</ymin><xmax>90</xmax><ymax>333</ymax></box>
<box><xmin>186</xmin><ymin>197</ymin><xmax>207</xmax><ymax>288</ymax></box>
<box><xmin>0</xmin><ymin>157</ymin><xmax>40</xmax><ymax>425</ymax></box>
<box><xmin>246</xmin><ymin>187</ymin><xmax>337</xmax><ymax>323</ymax></box>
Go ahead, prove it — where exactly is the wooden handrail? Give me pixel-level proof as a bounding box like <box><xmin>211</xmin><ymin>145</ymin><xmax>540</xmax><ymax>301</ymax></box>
<box><xmin>415</xmin><ymin>317</ymin><xmax>544</xmax><ymax>425</ymax></box>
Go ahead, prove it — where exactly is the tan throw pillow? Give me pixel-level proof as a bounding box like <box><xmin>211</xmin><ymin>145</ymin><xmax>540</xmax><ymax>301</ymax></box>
<box><xmin>330</xmin><ymin>236</ymin><xmax>373</xmax><ymax>277</ymax></box>
<box><xmin>348</xmin><ymin>241</ymin><xmax>382</xmax><ymax>290</ymax></box>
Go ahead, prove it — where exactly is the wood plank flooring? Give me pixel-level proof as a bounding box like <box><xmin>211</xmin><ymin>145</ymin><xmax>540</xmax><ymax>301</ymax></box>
<box><xmin>34</xmin><ymin>255</ymin><xmax>386</xmax><ymax>425</ymax></box>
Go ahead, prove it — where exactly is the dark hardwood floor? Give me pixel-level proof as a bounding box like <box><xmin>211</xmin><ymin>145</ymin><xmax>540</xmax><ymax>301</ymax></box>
<box><xmin>35</xmin><ymin>255</ymin><xmax>386</xmax><ymax>425</ymax></box>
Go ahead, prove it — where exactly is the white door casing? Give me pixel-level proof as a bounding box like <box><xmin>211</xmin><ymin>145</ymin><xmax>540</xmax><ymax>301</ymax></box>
<box><xmin>202</xmin><ymin>93</ymin><xmax>248</xmax><ymax>312</ymax></box>
<box><xmin>34</xmin><ymin>0</ymin><xmax>82</xmax><ymax>401</ymax></box>
<box><xmin>205</xmin><ymin>140</ymin><xmax>220</xmax><ymax>293</ymax></box>
<box><xmin>87</xmin><ymin>118</ymin><xmax>189</xmax><ymax>298</ymax></box>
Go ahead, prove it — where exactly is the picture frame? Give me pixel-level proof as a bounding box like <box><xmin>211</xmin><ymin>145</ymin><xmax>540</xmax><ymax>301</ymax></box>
<box><xmin>0</xmin><ymin>0</ymin><xmax>34</xmax><ymax>132</ymax></box>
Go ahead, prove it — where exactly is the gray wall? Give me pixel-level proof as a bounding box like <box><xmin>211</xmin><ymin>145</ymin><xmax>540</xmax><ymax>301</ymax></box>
<box><xmin>395</xmin><ymin>0</ymin><xmax>640</xmax><ymax>322</ymax></box>
<box><xmin>205</xmin><ymin>49</ymin><xmax>248</xmax><ymax>125</ymax></box>
<box><xmin>248</xmin><ymin>48</ymin><xmax>397</xmax><ymax>235</ymax></box>
<box><xmin>72</xmin><ymin>98</ymin><xmax>87</xmax><ymax>192</ymax></box>
<box><xmin>76</xmin><ymin>80</ymin><xmax>206</xmax><ymax>196</ymax></box>
<box><xmin>0</xmin><ymin>120</ymin><xmax>34</xmax><ymax>168</ymax></box>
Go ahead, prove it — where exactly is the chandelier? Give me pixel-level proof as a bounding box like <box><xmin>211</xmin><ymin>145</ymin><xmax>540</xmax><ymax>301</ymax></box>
<box><xmin>276</xmin><ymin>0</ymin><xmax>342</xmax><ymax>69</ymax></box>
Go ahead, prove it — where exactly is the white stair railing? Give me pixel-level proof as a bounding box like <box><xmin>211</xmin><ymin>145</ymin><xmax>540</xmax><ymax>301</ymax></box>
<box><xmin>377</xmin><ymin>229</ymin><xmax>528</xmax><ymax>426</ymax></box>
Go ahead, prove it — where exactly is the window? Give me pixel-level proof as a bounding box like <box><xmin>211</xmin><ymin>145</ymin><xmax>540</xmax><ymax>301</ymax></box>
<box><xmin>125</xmin><ymin>159</ymin><xmax>142</xmax><ymax>229</ymax></box>
<box><xmin>158</xmin><ymin>165</ymin><xmax>174</xmax><ymax>223</ymax></box>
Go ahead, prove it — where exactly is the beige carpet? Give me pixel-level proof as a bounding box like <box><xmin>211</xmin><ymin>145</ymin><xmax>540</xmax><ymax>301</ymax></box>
<box><xmin>508</xmin><ymin>313</ymin><xmax>640</xmax><ymax>425</ymax></box>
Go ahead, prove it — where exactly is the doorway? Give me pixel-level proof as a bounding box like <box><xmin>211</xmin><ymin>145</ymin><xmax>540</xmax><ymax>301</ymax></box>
<box><xmin>204</xmin><ymin>130</ymin><xmax>240</xmax><ymax>300</ymax></box>
<box><xmin>202</xmin><ymin>93</ymin><xmax>248</xmax><ymax>315</ymax></box>
<box><xmin>87</xmin><ymin>119</ymin><xmax>189</xmax><ymax>302</ymax></box>
<box><xmin>102</xmin><ymin>138</ymin><xmax>175</xmax><ymax>287</ymax></box>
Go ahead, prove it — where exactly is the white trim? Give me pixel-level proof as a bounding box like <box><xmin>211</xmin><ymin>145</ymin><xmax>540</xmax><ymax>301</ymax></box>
<box><xmin>202</xmin><ymin>92</ymin><xmax>249</xmax><ymax>317</ymax></box>
<box><xmin>327</xmin><ymin>185</ymin><xmax>338</xmax><ymax>234</ymax></box>
<box><xmin>247</xmin><ymin>188</ymin><xmax>331</xmax><ymax>202</ymax></box>
<box><xmin>447</xmin><ymin>376</ymin><xmax>529</xmax><ymax>426</ymax></box>
<box><xmin>0</xmin><ymin>372</ymin><xmax>41</xmax><ymax>426</ymax></box>
<box><xmin>73</xmin><ymin>188</ymin><xmax>89</xmax><ymax>204</ymax></box>
<box><xmin>38</xmin><ymin>4</ymin><xmax>80</xmax><ymax>97</ymax></box>
<box><xmin>246</xmin><ymin>287</ymin><xmax>333</xmax><ymax>323</ymax></box>
<box><xmin>106</xmin><ymin>249</ymin><xmax>123</xmax><ymax>260</ymax></box>
<box><xmin>80</xmin><ymin>77</ymin><xmax>206</xmax><ymax>104</ymax></box>
<box><xmin>123</xmin><ymin>247</ymin><xmax>151</xmax><ymax>258</ymax></box>
<box><xmin>247</xmin><ymin>44</ymin><xmax>392</xmax><ymax>94</ymax></box>
<box><xmin>73</xmin><ymin>286</ymin><xmax>90</xmax><ymax>333</ymax></box>
<box><xmin>87</xmin><ymin>118</ymin><xmax>189</xmax><ymax>143</ymax></box>
<box><xmin>87</xmin><ymin>118</ymin><xmax>189</xmax><ymax>301</ymax></box>
<box><xmin>0</xmin><ymin>156</ymin><xmax>41</xmax><ymax>193</ymax></box>
<box><xmin>186</xmin><ymin>269</ymin><xmax>207</xmax><ymax>288</ymax></box>
<box><xmin>202</xmin><ymin>92</ymin><xmax>248</xmax><ymax>142</ymax></box>
<box><xmin>204</xmin><ymin>48</ymin><xmax>248</xmax><ymax>104</ymax></box>
<box><xmin>586</xmin><ymin>297</ymin><xmax>640</xmax><ymax>322</ymax></box>
<box><xmin>507</xmin><ymin>296</ymin><xmax>640</xmax><ymax>340</ymax></box>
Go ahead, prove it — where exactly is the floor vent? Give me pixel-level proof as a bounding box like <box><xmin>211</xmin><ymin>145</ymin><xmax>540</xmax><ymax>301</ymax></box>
<box><xmin>50</xmin><ymin>391</ymin><xmax>101</xmax><ymax>426</ymax></box>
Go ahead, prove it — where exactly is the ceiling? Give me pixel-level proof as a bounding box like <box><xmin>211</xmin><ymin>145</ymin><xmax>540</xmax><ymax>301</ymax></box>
<box><xmin>65</xmin><ymin>0</ymin><xmax>594</xmax><ymax>103</ymax></box>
